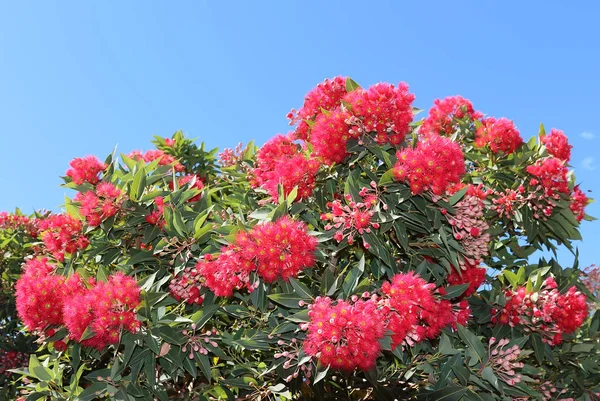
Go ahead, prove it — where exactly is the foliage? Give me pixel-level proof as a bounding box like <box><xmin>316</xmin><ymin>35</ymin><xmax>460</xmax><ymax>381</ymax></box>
<box><xmin>0</xmin><ymin>78</ymin><xmax>598</xmax><ymax>401</ymax></box>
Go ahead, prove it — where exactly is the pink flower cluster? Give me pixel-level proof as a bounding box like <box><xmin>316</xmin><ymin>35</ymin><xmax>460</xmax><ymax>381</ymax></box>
<box><xmin>419</xmin><ymin>96</ymin><xmax>483</xmax><ymax>136</ymax></box>
<box><xmin>541</xmin><ymin>128</ymin><xmax>572</xmax><ymax>162</ymax></box>
<box><xmin>75</xmin><ymin>182</ymin><xmax>124</xmax><ymax>226</ymax></box>
<box><xmin>16</xmin><ymin>259</ymin><xmax>142</xmax><ymax>350</ymax></box>
<box><xmin>474</xmin><ymin>117</ymin><xmax>523</xmax><ymax>155</ymax></box>
<box><xmin>320</xmin><ymin>184</ymin><xmax>381</xmax><ymax>248</ymax></box>
<box><xmin>63</xmin><ymin>272</ymin><xmax>141</xmax><ymax>349</ymax></box>
<box><xmin>171</xmin><ymin>218</ymin><xmax>317</xmax><ymax>301</ymax></box>
<box><xmin>37</xmin><ymin>214</ymin><xmax>89</xmax><ymax>262</ymax></box>
<box><xmin>251</xmin><ymin>135</ymin><xmax>320</xmax><ymax>202</ymax></box>
<box><xmin>66</xmin><ymin>156</ymin><xmax>107</xmax><ymax>185</ymax></box>
<box><xmin>287</xmin><ymin>76</ymin><xmax>348</xmax><ymax>141</ymax></box>
<box><xmin>344</xmin><ymin>82</ymin><xmax>416</xmax><ymax>145</ymax></box>
<box><xmin>492</xmin><ymin>277</ymin><xmax>588</xmax><ymax>345</ymax></box>
<box><xmin>128</xmin><ymin>149</ymin><xmax>185</xmax><ymax>172</ymax></box>
<box><xmin>235</xmin><ymin>216</ymin><xmax>318</xmax><ymax>283</ymax></box>
<box><xmin>310</xmin><ymin>109</ymin><xmax>356</xmax><ymax>164</ymax></box>
<box><xmin>16</xmin><ymin>258</ymin><xmax>68</xmax><ymax>331</ymax></box>
<box><xmin>525</xmin><ymin>157</ymin><xmax>570</xmax><ymax>219</ymax></box>
<box><xmin>570</xmin><ymin>185</ymin><xmax>588</xmax><ymax>222</ymax></box>
<box><xmin>303</xmin><ymin>272</ymin><xmax>471</xmax><ymax>370</ymax></box>
<box><xmin>393</xmin><ymin>135</ymin><xmax>465</xmax><ymax>195</ymax></box>
<box><xmin>287</xmin><ymin>77</ymin><xmax>415</xmax><ymax>166</ymax></box>
<box><xmin>0</xmin><ymin>350</ymin><xmax>28</xmax><ymax>377</ymax></box>
<box><xmin>303</xmin><ymin>296</ymin><xmax>385</xmax><ymax>371</ymax></box>
<box><xmin>219</xmin><ymin>142</ymin><xmax>244</xmax><ymax>167</ymax></box>
<box><xmin>381</xmin><ymin>272</ymin><xmax>460</xmax><ymax>348</ymax></box>
<box><xmin>447</xmin><ymin>261</ymin><xmax>486</xmax><ymax>297</ymax></box>
<box><xmin>446</xmin><ymin>194</ymin><xmax>490</xmax><ymax>266</ymax></box>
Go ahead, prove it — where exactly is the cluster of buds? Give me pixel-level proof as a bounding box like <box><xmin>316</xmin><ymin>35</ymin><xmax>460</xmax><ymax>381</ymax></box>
<box><xmin>182</xmin><ymin>323</ymin><xmax>218</xmax><ymax>360</ymax></box>
<box><xmin>538</xmin><ymin>381</ymin><xmax>573</xmax><ymax>401</ymax></box>
<box><xmin>487</xmin><ymin>338</ymin><xmax>524</xmax><ymax>386</ymax></box>
<box><xmin>446</xmin><ymin>194</ymin><xmax>490</xmax><ymax>267</ymax></box>
<box><xmin>320</xmin><ymin>183</ymin><xmax>382</xmax><ymax>248</ymax></box>
<box><xmin>219</xmin><ymin>142</ymin><xmax>245</xmax><ymax>167</ymax></box>
<box><xmin>273</xmin><ymin>337</ymin><xmax>313</xmax><ymax>384</ymax></box>
<box><xmin>581</xmin><ymin>264</ymin><xmax>600</xmax><ymax>310</ymax></box>
<box><xmin>491</xmin><ymin>186</ymin><xmax>527</xmax><ymax>218</ymax></box>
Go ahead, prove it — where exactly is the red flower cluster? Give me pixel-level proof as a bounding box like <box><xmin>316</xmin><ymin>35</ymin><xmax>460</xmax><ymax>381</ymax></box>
<box><xmin>63</xmin><ymin>273</ymin><xmax>141</xmax><ymax>349</ymax></box>
<box><xmin>75</xmin><ymin>182</ymin><xmax>124</xmax><ymax>226</ymax></box>
<box><xmin>541</xmin><ymin>128</ymin><xmax>572</xmax><ymax>162</ymax></box>
<box><xmin>447</xmin><ymin>194</ymin><xmax>490</xmax><ymax>266</ymax></box>
<box><xmin>474</xmin><ymin>117</ymin><xmax>523</xmax><ymax>155</ymax></box>
<box><xmin>174</xmin><ymin>218</ymin><xmax>316</xmax><ymax>300</ymax></box>
<box><xmin>251</xmin><ymin>135</ymin><xmax>320</xmax><ymax>202</ymax></box>
<box><xmin>393</xmin><ymin>135</ymin><xmax>465</xmax><ymax>195</ymax></box>
<box><xmin>0</xmin><ymin>212</ymin><xmax>39</xmax><ymax>237</ymax></box>
<box><xmin>16</xmin><ymin>259</ymin><xmax>142</xmax><ymax>350</ymax></box>
<box><xmin>310</xmin><ymin>109</ymin><xmax>355</xmax><ymax>164</ymax></box>
<box><xmin>235</xmin><ymin>217</ymin><xmax>318</xmax><ymax>283</ymax></box>
<box><xmin>344</xmin><ymin>82</ymin><xmax>415</xmax><ymax>145</ymax></box>
<box><xmin>447</xmin><ymin>261</ymin><xmax>486</xmax><ymax>297</ymax></box>
<box><xmin>492</xmin><ymin>277</ymin><xmax>588</xmax><ymax>345</ymax></box>
<box><xmin>419</xmin><ymin>95</ymin><xmax>482</xmax><ymax>136</ymax></box>
<box><xmin>380</xmin><ymin>272</ymin><xmax>455</xmax><ymax>348</ymax></box>
<box><xmin>171</xmin><ymin>175</ymin><xmax>204</xmax><ymax>202</ymax></box>
<box><xmin>145</xmin><ymin>196</ymin><xmax>166</xmax><ymax>227</ymax></box>
<box><xmin>194</xmin><ymin>248</ymin><xmax>254</xmax><ymax>297</ymax></box>
<box><xmin>527</xmin><ymin>157</ymin><xmax>570</xmax><ymax>197</ymax></box>
<box><xmin>321</xmin><ymin>187</ymin><xmax>381</xmax><ymax>248</ymax></box>
<box><xmin>66</xmin><ymin>156</ymin><xmax>107</xmax><ymax>185</ymax></box>
<box><xmin>0</xmin><ymin>350</ymin><xmax>28</xmax><ymax>377</ymax></box>
<box><xmin>570</xmin><ymin>185</ymin><xmax>588</xmax><ymax>222</ymax></box>
<box><xmin>38</xmin><ymin>214</ymin><xmax>89</xmax><ymax>262</ymax></box>
<box><xmin>128</xmin><ymin>149</ymin><xmax>185</xmax><ymax>172</ymax></box>
<box><xmin>287</xmin><ymin>76</ymin><xmax>348</xmax><ymax>141</ymax></box>
<box><xmin>15</xmin><ymin>258</ymin><xmax>67</xmax><ymax>331</ymax></box>
<box><xmin>303</xmin><ymin>296</ymin><xmax>385</xmax><ymax>371</ymax></box>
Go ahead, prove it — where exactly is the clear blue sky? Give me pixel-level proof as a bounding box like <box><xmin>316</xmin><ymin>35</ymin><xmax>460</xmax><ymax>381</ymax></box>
<box><xmin>0</xmin><ymin>1</ymin><xmax>598</xmax><ymax>268</ymax></box>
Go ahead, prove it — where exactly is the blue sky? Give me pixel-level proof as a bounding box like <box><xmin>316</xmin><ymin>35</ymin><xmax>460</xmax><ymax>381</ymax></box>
<box><xmin>0</xmin><ymin>1</ymin><xmax>598</xmax><ymax>268</ymax></box>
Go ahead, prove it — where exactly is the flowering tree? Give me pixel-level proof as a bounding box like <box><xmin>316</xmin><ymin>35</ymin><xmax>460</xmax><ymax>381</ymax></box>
<box><xmin>0</xmin><ymin>77</ymin><xmax>598</xmax><ymax>401</ymax></box>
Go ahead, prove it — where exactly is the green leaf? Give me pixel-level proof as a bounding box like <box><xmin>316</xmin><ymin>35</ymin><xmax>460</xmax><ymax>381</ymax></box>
<box><xmin>457</xmin><ymin>325</ymin><xmax>487</xmax><ymax>364</ymax></box>
<box><xmin>288</xmin><ymin>278</ymin><xmax>313</xmax><ymax>300</ymax></box>
<box><xmin>65</xmin><ymin>196</ymin><xmax>84</xmax><ymax>221</ymax></box>
<box><xmin>424</xmin><ymin>386</ymin><xmax>468</xmax><ymax>401</ymax></box>
<box><xmin>345</xmin><ymin>77</ymin><xmax>361</xmax><ymax>92</ymax></box>
<box><xmin>443</xmin><ymin>284</ymin><xmax>470</xmax><ymax>299</ymax></box>
<box><xmin>448</xmin><ymin>186</ymin><xmax>468</xmax><ymax>206</ymax></box>
<box><xmin>268</xmin><ymin>293</ymin><xmax>303</xmax><ymax>309</ymax></box>
<box><xmin>481</xmin><ymin>366</ymin><xmax>500</xmax><ymax>391</ymax></box>
<box><xmin>130</xmin><ymin>166</ymin><xmax>147</xmax><ymax>201</ymax></box>
<box><xmin>313</xmin><ymin>364</ymin><xmax>330</xmax><ymax>384</ymax></box>
<box><xmin>343</xmin><ymin>256</ymin><xmax>365</xmax><ymax>295</ymax></box>
<box><xmin>78</xmin><ymin>382</ymin><xmax>107</xmax><ymax>401</ymax></box>
<box><xmin>531</xmin><ymin>333</ymin><xmax>544</xmax><ymax>365</ymax></box>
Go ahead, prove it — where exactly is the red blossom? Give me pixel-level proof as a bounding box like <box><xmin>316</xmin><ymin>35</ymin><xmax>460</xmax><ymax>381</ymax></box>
<box><xmin>541</xmin><ymin>128</ymin><xmax>572</xmax><ymax>162</ymax></box>
<box><xmin>128</xmin><ymin>149</ymin><xmax>185</xmax><ymax>172</ymax></box>
<box><xmin>475</xmin><ymin>117</ymin><xmax>523</xmax><ymax>154</ymax></box>
<box><xmin>75</xmin><ymin>182</ymin><xmax>124</xmax><ymax>226</ymax></box>
<box><xmin>343</xmin><ymin>82</ymin><xmax>415</xmax><ymax>145</ymax></box>
<box><xmin>66</xmin><ymin>156</ymin><xmax>107</xmax><ymax>185</ymax></box>
<box><xmin>393</xmin><ymin>135</ymin><xmax>465</xmax><ymax>195</ymax></box>
<box><xmin>309</xmin><ymin>109</ymin><xmax>355</xmax><ymax>164</ymax></box>
<box><xmin>570</xmin><ymin>185</ymin><xmax>588</xmax><ymax>222</ymax></box>
<box><xmin>447</xmin><ymin>261</ymin><xmax>486</xmax><ymax>297</ymax></box>
<box><xmin>288</xmin><ymin>76</ymin><xmax>348</xmax><ymax>141</ymax></box>
<box><xmin>303</xmin><ymin>296</ymin><xmax>385</xmax><ymax>371</ymax></box>
<box><xmin>63</xmin><ymin>272</ymin><xmax>141</xmax><ymax>349</ymax></box>
<box><xmin>38</xmin><ymin>214</ymin><xmax>89</xmax><ymax>262</ymax></box>
<box><xmin>251</xmin><ymin>135</ymin><xmax>320</xmax><ymax>202</ymax></box>
<box><xmin>420</xmin><ymin>95</ymin><xmax>483</xmax><ymax>136</ymax></box>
